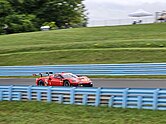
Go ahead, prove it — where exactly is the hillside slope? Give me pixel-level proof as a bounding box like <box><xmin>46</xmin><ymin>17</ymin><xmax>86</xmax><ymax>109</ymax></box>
<box><xmin>0</xmin><ymin>23</ymin><xmax>166</xmax><ymax>65</ymax></box>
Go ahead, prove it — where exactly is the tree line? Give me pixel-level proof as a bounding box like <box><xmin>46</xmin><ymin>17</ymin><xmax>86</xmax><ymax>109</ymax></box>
<box><xmin>0</xmin><ymin>0</ymin><xmax>87</xmax><ymax>34</ymax></box>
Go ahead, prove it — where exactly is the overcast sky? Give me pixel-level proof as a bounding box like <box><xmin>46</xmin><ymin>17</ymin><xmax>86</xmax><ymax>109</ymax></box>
<box><xmin>84</xmin><ymin>0</ymin><xmax>166</xmax><ymax>21</ymax></box>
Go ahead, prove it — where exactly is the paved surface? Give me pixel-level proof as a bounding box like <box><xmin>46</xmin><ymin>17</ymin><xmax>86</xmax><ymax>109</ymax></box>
<box><xmin>0</xmin><ymin>78</ymin><xmax>166</xmax><ymax>88</ymax></box>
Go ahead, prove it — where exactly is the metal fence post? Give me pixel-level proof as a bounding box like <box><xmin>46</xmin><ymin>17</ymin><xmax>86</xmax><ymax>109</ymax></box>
<box><xmin>37</xmin><ymin>91</ymin><xmax>41</xmax><ymax>101</ymax></box>
<box><xmin>122</xmin><ymin>88</ymin><xmax>129</xmax><ymax>108</ymax></box>
<box><xmin>95</xmin><ymin>88</ymin><xmax>101</xmax><ymax>107</ymax></box>
<box><xmin>47</xmin><ymin>86</ymin><xmax>52</xmax><ymax>103</ymax></box>
<box><xmin>109</xmin><ymin>96</ymin><xmax>114</xmax><ymax>107</ymax></box>
<box><xmin>27</xmin><ymin>86</ymin><xmax>32</xmax><ymax>101</ymax></box>
<box><xmin>70</xmin><ymin>87</ymin><xmax>75</xmax><ymax>104</ymax></box>
<box><xmin>0</xmin><ymin>90</ymin><xmax>2</xmax><ymax>101</ymax></box>
<box><xmin>153</xmin><ymin>89</ymin><xmax>160</xmax><ymax>110</ymax></box>
<box><xmin>82</xmin><ymin>94</ymin><xmax>88</xmax><ymax>105</ymax></box>
<box><xmin>18</xmin><ymin>92</ymin><xmax>21</xmax><ymax>101</ymax></box>
<box><xmin>137</xmin><ymin>96</ymin><xmax>142</xmax><ymax>109</ymax></box>
<box><xmin>58</xmin><ymin>95</ymin><xmax>63</xmax><ymax>104</ymax></box>
<box><xmin>8</xmin><ymin>85</ymin><xmax>13</xmax><ymax>101</ymax></box>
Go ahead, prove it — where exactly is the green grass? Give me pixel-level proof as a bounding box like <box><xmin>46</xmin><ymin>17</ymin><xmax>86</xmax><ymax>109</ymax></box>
<box><xmin>0</xmin><ymin>23</ymin><xmax>166</xmax><ymax>65</ymax></box>
<box><xmin>0</xmin><ymin>101</ymin><xmax>166</xmax><ymax>124</ymax></box>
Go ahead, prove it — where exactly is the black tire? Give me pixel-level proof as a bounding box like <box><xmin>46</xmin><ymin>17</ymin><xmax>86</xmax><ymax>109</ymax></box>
<box><xmin>63</xmin><ymin>80</ymin><xmax>70</xmax><ymax>87</ymax></box>
<box><xmin>38</xmin><ymin>80</ymin><xmax>45</xmax><ymax>86</ymax></box>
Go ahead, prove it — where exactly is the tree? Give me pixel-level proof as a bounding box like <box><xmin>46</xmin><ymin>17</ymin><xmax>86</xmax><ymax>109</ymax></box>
<box><xmin>7</xmin><ymin>0</ymin><xmax>24</xmax><ymax>13</ymax></box>
<box><xmin>5</xmin><ymin>14</ymin><xmax>37</xmax><ymax>33</ymax></box>
<box><xmin>36</xmin><ymin>0</ymin><xmax>88</xmax><ymax>28</ymax></box>
<box><xmin>0</xmin><ymin>0</ymin><xmax>13</xmax><ymax>34</ymax></box>
<box><xmin>0</xmin><ymin>0</ymin><xmax>88</xmax><ymax>34</ymax></box>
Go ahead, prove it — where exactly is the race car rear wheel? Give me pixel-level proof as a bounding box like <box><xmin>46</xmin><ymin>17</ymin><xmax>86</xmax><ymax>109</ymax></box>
<box><xmin>63</xmin><ymin>80</ymin><xmax>70</xmax><ymax>87</ymax></box>
<box><xmin>38</xmin><ymin>80</ymin><xmax>45</xmax><ymax>86</ymax></box>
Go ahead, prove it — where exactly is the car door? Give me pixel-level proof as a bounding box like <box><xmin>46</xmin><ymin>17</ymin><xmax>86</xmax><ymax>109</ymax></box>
<box><xmin>51</xmin><ymin>75</ymin><xmax>63</xmax><ymax>86</ymax></box>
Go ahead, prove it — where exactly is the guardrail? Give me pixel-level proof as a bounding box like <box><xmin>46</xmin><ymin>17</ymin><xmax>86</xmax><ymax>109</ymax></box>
<box><xmin>0</xmin><ymin>63</ymin><xmax>166</xmax><ymax>76</ymax></box>
<box><xmin>0</xmin><ymin>85</ymin><xmax>166</xmax><ymax>110</ymax></box>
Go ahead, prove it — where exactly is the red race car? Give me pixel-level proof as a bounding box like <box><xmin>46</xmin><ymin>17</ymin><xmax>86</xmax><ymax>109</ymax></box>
<box><xmin>34</xmin><ymin>72</ymin><xmax>93</xmax><ymax>87</ymax></box>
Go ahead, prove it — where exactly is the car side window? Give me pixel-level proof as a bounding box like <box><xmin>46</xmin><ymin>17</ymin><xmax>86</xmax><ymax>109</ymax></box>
<box><xmin>54</xmin><ymin>74</ymin><xmax>62</xmax><ymax>79</ymax></box>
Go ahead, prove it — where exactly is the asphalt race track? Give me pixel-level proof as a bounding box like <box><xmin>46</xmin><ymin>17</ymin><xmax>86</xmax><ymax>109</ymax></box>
<box><xmin>0</xmin><ymin>78</ymin><xmax>166</xmax><ymax>88</ymax></box>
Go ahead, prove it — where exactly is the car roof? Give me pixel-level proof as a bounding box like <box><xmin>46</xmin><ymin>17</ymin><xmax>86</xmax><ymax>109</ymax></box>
<box><xmin>60</xmin><ymin>72</ymin><xmax>72</xmax><ymax>75</ymax></box>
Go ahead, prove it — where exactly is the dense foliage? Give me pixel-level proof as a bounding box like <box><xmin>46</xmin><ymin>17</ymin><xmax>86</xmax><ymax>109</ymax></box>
<box><xmin>0</xmin><ymin>0</ymin><xmax>87</xmax><ymax>34</ymax></box>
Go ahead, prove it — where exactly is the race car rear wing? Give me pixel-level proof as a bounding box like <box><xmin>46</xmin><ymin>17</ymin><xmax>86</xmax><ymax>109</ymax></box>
<box><xmin>33</xmin><ymin>72</ymin><xmax>53</xmax><ymax>77</ymax></box>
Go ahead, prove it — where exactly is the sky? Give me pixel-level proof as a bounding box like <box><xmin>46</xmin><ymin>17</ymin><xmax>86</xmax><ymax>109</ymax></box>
<box><xmin>84</xmin><ymin>0</ymin><xmax>166</xmax><ymax>21</ymax></box>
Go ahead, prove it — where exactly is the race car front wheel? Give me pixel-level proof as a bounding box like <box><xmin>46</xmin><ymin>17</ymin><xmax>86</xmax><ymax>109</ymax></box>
<box><xmin>63</xmin><ymin>80</ymin><xmax>70</xmax><ymax>87</ymax></box>
<box><xmin>38</xmin><ymin>80</ymin><xmax>45</xmax><ymax>86</ymax></box>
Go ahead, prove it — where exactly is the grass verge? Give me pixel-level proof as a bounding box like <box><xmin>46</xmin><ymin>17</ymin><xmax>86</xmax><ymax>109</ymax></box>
<box><xmin>0</xmin><ymin>48</ymin><xmax>166</xmax><ymax>65</ymax></box>
<box><xmin>0</xmin><ymin>101</ymin><xmax>166</xmax><ymax>124</ymax></box>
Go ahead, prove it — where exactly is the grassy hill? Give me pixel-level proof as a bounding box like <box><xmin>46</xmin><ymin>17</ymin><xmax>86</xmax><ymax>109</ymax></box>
<box><xmin>1</xmin><ymin>101</ymin><xmax>166</xmax><ymax>124</ymax></box>
<box><xmin>0</xmin><ymin>23</ymin><xmax>166</xmax><ymax>65</ymax></box>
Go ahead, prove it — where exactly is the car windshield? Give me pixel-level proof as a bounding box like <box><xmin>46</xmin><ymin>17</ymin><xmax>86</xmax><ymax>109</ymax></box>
<box><xmin>62</xmin><ymin>73</ymin><xmax>78</xmax><ymax>78</ymax></box>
